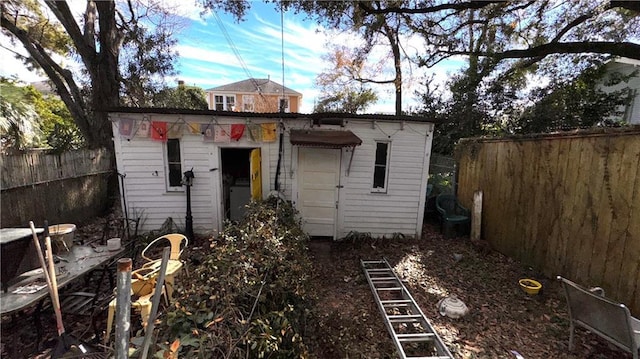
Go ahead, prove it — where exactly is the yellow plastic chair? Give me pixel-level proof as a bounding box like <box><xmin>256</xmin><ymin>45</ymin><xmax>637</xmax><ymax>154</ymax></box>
<box><xmin>105</xmin><ymin>267</ymin><xmax>161</xmax><ymax>344</ymax></box>
<box><xmin>140</xmin><ymin>233</ymin><xmax>188</xmax><ymax>301</ymax></box>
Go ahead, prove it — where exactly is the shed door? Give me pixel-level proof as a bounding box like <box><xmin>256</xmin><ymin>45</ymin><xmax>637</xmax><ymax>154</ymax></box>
<box><xmin>250</xmin><ymin>148</ymin><xmax>262</xmax><ymax>200</ymax></box>
<box><xmin>298</xmin><ymin>147</ymin><xmax>340</xmax><ymax>237</ymax></box>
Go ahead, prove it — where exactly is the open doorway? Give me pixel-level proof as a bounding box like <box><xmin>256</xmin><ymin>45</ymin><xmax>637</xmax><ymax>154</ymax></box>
<box><xmin>221</xmin><ymin>148</ymin><xmax>261</xmax><ymax>221</ymax></box>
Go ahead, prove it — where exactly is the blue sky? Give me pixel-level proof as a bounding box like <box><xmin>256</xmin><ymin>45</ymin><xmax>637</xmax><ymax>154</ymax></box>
<box><xmin>0</xmin><ymin>1</ymin><xmax>466</xmax><ymax>114</ymax></box>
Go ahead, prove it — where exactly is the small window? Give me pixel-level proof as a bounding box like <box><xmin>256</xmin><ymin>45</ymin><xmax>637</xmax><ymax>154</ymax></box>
<box><xmin>214</xmin><ymin>95</ymin><xmax>224</xmax><ymax>111</ymax></box>
<box><xmin>243</xmin><ymin>95</ymin><xmax>255</xmax><ymax>112</ymax></box>
<box><xmin>226</xmin><ymin>96</ymin><xmax>235</xmax><ymax>111</ymax></box>
<box><xmin>279</xmin><ymin>98</ymin><xmax>289</xmax><ymax>113</ymax></box>
<box><xmin>166</xmin><ymin>139</ymin><xmax>183</xmax><ymax>191</ymax></box>
<box><xmin>372</xmin><ymin>141</ymin><xmax>390</xmax><ymax>192</ymax></box>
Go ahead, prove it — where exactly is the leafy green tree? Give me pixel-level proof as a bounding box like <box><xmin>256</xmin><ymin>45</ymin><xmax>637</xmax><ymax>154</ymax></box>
<box><xmin>1</xmin><ymin>0</ymin><xmax>178</xmax><ymax>149</ymax></box>
<box><xmin>0</xmin><ymin>77</ymin><xmax>40</xmax><ymax>152</ymax></box>
<box><xmin>512</xmin><ymin>67</ymin><xmax>633</xmax><ymax>134</ymax></box>
<box><xmin>25</xmin><ymin>86</ymin><xmax>84</xmax><ymax>153</ymax></box>
<box><xmin>0</xmin><ymin>77</ymin><xmax>84</xmax><ymax>153</ymax></box>
<box><xmin>153</xmin><ymin>83</ymin><xmax>209</xmax><ymax>110</ymax></box>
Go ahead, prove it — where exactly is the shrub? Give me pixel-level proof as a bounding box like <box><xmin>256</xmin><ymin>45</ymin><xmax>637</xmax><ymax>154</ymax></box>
<box><xmin>155</xmin><ymin>197</ymin><xmax>312</xmax><ymax>358</ymax></box>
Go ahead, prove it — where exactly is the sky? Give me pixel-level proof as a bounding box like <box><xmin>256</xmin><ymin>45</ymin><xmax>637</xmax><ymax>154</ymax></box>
<box><xmin>0</xmin><ymin>1</ymin><xmax>466</xmax><ymax>114</ymax></box>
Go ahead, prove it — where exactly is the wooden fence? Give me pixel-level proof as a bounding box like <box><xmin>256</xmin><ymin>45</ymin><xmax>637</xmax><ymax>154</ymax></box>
<box><xmin>1</xmin><ymin>148</ymin><xmax>115</xmax><ymax>227</ymax></box>
<box><xmin>456</xmin><ymin>127</ymin><xmax>640</xmax><ymax>316</ymax></box>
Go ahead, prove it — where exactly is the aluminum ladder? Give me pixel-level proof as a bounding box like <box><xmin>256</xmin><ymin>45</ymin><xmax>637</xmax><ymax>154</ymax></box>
<box><xmin>361</xmin><ymin>258</ymin><xmax>454</xmax><ymax>359</ymax></box>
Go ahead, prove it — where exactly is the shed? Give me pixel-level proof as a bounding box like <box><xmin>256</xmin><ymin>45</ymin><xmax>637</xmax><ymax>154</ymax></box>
<box><xmin>108</xmin><ymin>108</ymin><xmax>435</xmax><ymax>239</ymax></box>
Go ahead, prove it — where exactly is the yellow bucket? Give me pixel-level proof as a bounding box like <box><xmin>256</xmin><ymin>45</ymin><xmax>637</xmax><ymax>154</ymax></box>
<box><xmin>519</xmin><ymin>278</ymin><xmax>542</xmax><ymax>295</ymax></box>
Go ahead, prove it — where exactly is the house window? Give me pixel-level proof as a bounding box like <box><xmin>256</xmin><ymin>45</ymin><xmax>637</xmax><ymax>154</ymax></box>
<box><xmin>226</xmin><ymin>96</ymin><xmax>235</xmax><ymax>111</ymax></box>
<box><xmin>214</xmin><ymin>95</ymin><xmax>236</xmax><ymax>111</ymax></box>
<box><xmin>372</xmin><ymin>141</ymin><xmax>390</xmax><ymax>192</ymax></box>
<box><xmin>166</xmin><ymin>138</ymin><xmax>183</xmax><ymax>191</ymax></box>
<box><xmin>243</xmin><ymin>95</ymin><xmax>255</xmax><ymax>112</ymax></box>
<box><xmin>279</xmin><ymin>97</ymin><xmax>290</xmax><ymax>113</ymax></box>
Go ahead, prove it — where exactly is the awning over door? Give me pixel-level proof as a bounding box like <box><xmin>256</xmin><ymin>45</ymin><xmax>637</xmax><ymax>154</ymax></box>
<box><xmin>290</xmin><ymin>129</ymin><xmax>362</xmax><ymax>148</ymax></box>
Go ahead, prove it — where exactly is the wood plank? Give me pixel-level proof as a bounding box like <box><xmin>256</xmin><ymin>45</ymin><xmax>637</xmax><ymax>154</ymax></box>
<box><xmin>481</xmin><ymin>142</ymin><xmax>500</xmax><ymax>249</ymax></box>
<box><xmin>580</xmin><ymin>137</ymin><xmax>607</xmax><ymax>284</ymax></box>
<box><xmin>573</xmin><ymin>137</ymin><xmax>604</xmax><ymax>283</ymax></box>
<box><xmin>517</xmin><ymin>141</ymin><xmax>536</xmax><ymax>267</ymax></box>
<box><xmin>612</xmin><ymin>135</ymin><xmax>640</xmax><ymax>312</ymax></box>
<box><xmin>588</xmin><ymin>137</ymin><xmax>616</xmax><ymax>285</ymax></box>
<box><xmin>538</xmin><ymin>141</ymin><xmax>566</xmax><ymax>278</ymax></box>
<box><xmin>560</xmin><ymin>138</ymin><xmax>584</xmax><ymax>280</ymax></box>
<box><xmin>601</xmin><ymin>135</ymin><xmax>629</xmax><ymax>295</ymax></box>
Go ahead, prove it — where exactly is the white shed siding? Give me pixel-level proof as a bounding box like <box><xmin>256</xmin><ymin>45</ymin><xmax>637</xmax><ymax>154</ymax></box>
<box><xmin>335</xmin><ymin>120</ymin><xmax>432</xmax><ymax>238</ymax></box>
<box><xmin>112</xmin><ymin>115</ymin><xmax>218</xmax><ymax>233</ymax></box>
<box><xmin>111</xmin><ymin>112</ymin><xmax>433</xmax><ymax>239</ymax></box>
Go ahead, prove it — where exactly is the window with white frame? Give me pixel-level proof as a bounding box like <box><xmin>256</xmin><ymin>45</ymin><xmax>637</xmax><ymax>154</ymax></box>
<box><xmin>166</xmin><ymin>138</ymin><xmax>183</xmax><ymax>191</ymax></box>
<box><xmin>214</xmin><ymin>95</ymin><xmax>236</xmax><ymax>111</ymax></box>
<box><xmin>279</xmin><ymin>97</ymin><xmax>290</xmax><ymax>113</ymax></box>
<box><xmin>243</xmin><ymin>95</ymin><xmax>255</xmax><ymax>112</ymax></box>
<box><xmin>372</xmin><ymin>141</ymin><xmax>390</xmax><ymax>192</ymax></box>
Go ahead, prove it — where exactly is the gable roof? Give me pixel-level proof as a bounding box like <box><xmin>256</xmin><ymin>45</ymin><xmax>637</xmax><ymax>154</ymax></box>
<box><xmin>206</xmin><ymin>78</ymin><xmax>302</xmax><ymax>96</ymax></box>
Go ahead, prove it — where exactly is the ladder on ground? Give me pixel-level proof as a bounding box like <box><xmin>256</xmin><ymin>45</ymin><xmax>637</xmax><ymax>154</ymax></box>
<box><xmin>361</xmin><ymin>258</ymin><xmax>454</xmax><ymax>359</ymax></box>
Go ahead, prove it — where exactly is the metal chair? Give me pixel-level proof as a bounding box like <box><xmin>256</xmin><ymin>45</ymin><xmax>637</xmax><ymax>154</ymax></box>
<box><xmin>104</xmin><ymin>266</ymin><xmax>162</xmax><ymax>344</ymax></box>
<box><xmin>140</xmin><ymin>233</ymin><xmax>188</xmax><ymax>301</ymax></box>
<box><xmin>435</xmin><ymin>194</ymin><xmax>470</xmax><ymax>238</ymax></box>
<box><xmin>558</xmin><ymin>276</ymin><xmax>640</xmax><ymax>359</ymax></box>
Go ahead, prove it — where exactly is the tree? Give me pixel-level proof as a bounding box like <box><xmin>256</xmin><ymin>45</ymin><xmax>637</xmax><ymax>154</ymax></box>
<box><xmin>26</xmin><ymin>86</ymin><xmax>84</xmax><ymax>153</ymax></box>
<box><xmin>314</xmin><ymin>47</ymin><xmax>378</xmax><ymax>113</ymax></box>
<box><xmin>1</xmin><ymin>0</ymin><xmax>178</xmax><ymax>149</ymax></box>
<box><xmin>373</xmin><ymin>1</ymin><xmax>639</xmax><ymax>71</ymax></box>
<box><xmin>153</xmin><ymin>82</ymin><xmax>209</xmax><ymax>110</ymax></box>
<box><xmin>0</xmin><ymin>77</ymin><xmax>40</xmax><ymax>153</ymax></box>
<box><xmin>511</xmin><ymin>66</ymin><xmax>634</xmax><ymax>134</ymax></box>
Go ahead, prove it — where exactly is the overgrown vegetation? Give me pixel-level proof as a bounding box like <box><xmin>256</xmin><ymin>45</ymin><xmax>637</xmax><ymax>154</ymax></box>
<box><xmin>155</xmin><ymin>197</ymin><xmax>313</xmax><ymax>358</ymax></box>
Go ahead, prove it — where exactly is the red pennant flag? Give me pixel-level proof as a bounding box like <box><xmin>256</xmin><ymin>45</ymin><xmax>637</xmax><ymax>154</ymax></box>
<box><xmin>151</xmin><ymin>121</ymin><xmax>168</xmax><ymax>142</ymax></box>
<box><xmin>231</xmin><ymin>124</ymin><xmax>245</xmax><ymax>141</ymax></box>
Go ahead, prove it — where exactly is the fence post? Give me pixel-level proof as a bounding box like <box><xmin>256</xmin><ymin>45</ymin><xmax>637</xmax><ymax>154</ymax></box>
<box><xmin>471</xmin><ymin>191</ymin><xmax>483</xmax><ymax>241</ymax></box>
<box><xmin>115</xmin><ymin>258</ymin><xmax>132</xmax><ymax>359</ymax></box>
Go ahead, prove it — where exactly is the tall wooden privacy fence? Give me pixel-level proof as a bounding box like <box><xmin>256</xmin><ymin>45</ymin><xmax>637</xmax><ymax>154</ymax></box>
<box><xmin>456</xmin><ymin>127</ymin><xmax>640</xmax><ymax>316</ymax></box>
<box><xmin>1</xmin><ymin>148</ymin><xmax>115</xmax><ymax>227</ymax></box>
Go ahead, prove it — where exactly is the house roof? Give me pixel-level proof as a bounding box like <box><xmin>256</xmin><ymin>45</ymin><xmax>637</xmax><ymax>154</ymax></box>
<box><xmin>206</xmin><ymin>78</ymin><xmax>302</xmax><ymax>96</ymax></box>
<box><xmin>290</xmin><ymin>129</ymin><xmax>362</xmax><ymax>148</ymax></box>
<box><xmin>104</xmin><ymin>107</ymin><xmax>439</xmax><ymax>123</ymax></box>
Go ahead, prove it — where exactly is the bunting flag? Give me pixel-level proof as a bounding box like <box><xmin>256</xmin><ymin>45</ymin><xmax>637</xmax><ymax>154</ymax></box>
<box><xmin>167</xmin><ymin>122</ymin><xmax>184</xmax><ymax>138</ymax></box>
<box><xmin>247</xmin><ymin>123</ymin><xmax>262</xmax><ymax>142</ymax></box>
<box><xmin>135</xmin><ymin>120</ymin><xmax>151</xmax><ymax>138</ymax></box>
<box><xmin>230</xmin><ymin>124</ymin><xmax>245</xmax><ymax>141</ymax></box>
<box><xmin>261</xmin><ymin>123</ymin><xmax>277</xmax><ymax>142</ymax></box>
<box><xmin>187</xmin><ymin>122</ymin><xmax>201</xmax><ymax>134</ymax></box>
<box><xmin>151</xmin><ymin>121</ymin><xmax>168</xmax><ymax>142</ymax></box>
<box><xmin>214</xmin><ymin>124</ymin><xmax>230</xmax><ymax>143</ymax></box>
<box><xmin>118</xmin><ymin>118</ymin><xmax>135</xmax><ymax>139</ymax></box>
<box><xmin>201</xmin><ymin>123</ymin><xmax>214</xmax><ymax>142</ymax></box>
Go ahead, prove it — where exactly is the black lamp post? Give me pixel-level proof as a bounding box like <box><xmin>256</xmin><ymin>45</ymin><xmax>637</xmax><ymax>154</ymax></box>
<box><xmin>183</xmin><ymin>169</ymin><xmax>195</xmax><ymax>241</ymax></box>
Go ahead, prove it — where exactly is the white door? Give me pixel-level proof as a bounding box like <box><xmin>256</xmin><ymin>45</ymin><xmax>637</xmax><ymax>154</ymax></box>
<box><xmin>298</xmin><ymin>147</ymin><xmax>340</xmax><ymax>237</ymax></box>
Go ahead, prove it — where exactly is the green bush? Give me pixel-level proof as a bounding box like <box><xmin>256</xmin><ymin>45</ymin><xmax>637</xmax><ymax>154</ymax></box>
<box><xmin>156</xmin><ymin>197</ymin><xmax>312</xmax><ymax>358</ymax></box>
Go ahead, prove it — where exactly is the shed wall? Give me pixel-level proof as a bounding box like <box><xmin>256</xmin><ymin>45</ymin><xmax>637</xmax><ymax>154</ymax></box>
<box><xmin>111</xmin><ymin>113</ymin><xmax>433</xmax><ymax>239</ymax></box>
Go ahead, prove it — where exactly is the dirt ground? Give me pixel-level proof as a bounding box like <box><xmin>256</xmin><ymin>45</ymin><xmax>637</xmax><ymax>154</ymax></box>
<box><xmin>1</xmin><ymin>214</ymin><xmax>633</xmax><ymax>358</ymax></box>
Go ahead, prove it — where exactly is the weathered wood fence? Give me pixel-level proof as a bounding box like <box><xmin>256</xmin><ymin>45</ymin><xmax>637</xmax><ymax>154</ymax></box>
<box><xmin>456</xmin><ymin>127</ymin><xmax>640</xmax><ymax>316</ymax></box>
<box><xmin>1</xmin><ymin>148</ymin><xmax>115</xmax><ymax>227</ymax></box>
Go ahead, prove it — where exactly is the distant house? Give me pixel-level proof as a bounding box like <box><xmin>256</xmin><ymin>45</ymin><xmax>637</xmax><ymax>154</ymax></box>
<box><xmin>597</xmin><ymin>57</ymin><xmax>640</xmax><ymax>124</ymax></box>
<box><xmin>205</xmin><ymin>78</ymin><xmax>303</xmax><ymax>113</ymax></box>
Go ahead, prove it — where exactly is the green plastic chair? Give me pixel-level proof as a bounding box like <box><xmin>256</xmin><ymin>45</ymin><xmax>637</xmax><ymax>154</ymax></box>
<box><xmin>435</xmin><ymin>194</ymin><xmax>470</xmax><ymax>238</ymax></box>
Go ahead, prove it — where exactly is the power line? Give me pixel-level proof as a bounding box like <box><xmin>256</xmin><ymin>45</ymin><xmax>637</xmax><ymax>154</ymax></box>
<box><xmin>212</xmin><ymin>12</ymin><xmax>267</xmax><ymax>104</ymax></box>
